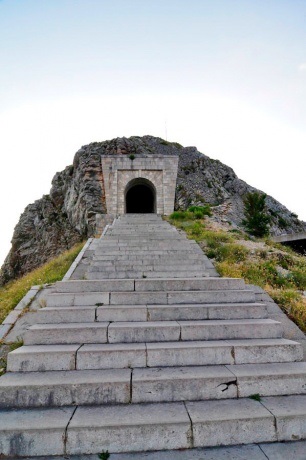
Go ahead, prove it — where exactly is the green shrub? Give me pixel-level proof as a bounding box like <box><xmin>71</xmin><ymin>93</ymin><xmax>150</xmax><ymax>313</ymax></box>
<box><xmin>242</xmin><ymin>192</ymin><xmax>270</xmax><ymax>237</ymax></box>
<box><xmin>194</xmin><ymin>210</ymin><xmax>204</xmax><ymax>219</ymax></box>
<box><xmin>190</xmin><ymin>222</ymin><xmax>203</xmax><ymax>236</ymax></box>
<box><xmin>169</xmin><ymin>211</ymin><xmax>192</xmax><ymax>220</ymax></box>
<box><xmin>214</xmin><ymin>244</ymin><xmax>249</xmax><ymax>263</ymax></box>
<box><xmin>291</xmin><ymin>269</ymin><xmax>306</xmax><ymax>290</ymax></box>
<box><xmin>188</xmin><ymin>205</ymin><xmax>212</xmax><ymax>217</ymax></box>
<box><xmin>202</xmin><ymin>230</ymin><xmax>233</xmax><ymax>248</ymax></box>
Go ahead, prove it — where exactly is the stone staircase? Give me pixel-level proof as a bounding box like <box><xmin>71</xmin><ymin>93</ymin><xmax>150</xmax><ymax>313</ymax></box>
<box><xmin>0</xmin><ymin>214</ymin><xmax>306</xmax><ymax>457</ymax></box>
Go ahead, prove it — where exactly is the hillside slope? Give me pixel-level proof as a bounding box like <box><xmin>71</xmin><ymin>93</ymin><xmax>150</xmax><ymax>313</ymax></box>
<box><xmin>1</xmin><ymin>135</ymin><xmax>305</xmax><ymax>284</ymax></box>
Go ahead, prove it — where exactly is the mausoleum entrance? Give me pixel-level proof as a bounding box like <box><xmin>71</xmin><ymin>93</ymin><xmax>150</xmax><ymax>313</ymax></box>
<box><xmin>125</xmin><ymin>178</ymin><xmax>156</xmax><ymax>213</ymax></box>
<box><xmin>101</xmin><ymin>155</ymin><xmax>178</xmax><ymax>215</ymax></box>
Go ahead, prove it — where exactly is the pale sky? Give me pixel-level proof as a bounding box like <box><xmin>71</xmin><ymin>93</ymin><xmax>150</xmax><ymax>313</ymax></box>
<box><xmin>1</xmin><ymin>0</ymin><xmax>306</xmax><ymax>266</ymax></box>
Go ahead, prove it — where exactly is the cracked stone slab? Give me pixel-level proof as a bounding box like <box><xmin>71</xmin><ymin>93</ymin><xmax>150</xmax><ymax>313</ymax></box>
<box><xmin>7</xmin><ymin>344</ymin><xmax>80</xmax><ymax>372</ymax></box>
<box><xmin>0</xmin><ymin>369</ymin><xmax>131</xmax><ymax>407</ymax></box>
<box><xmin>186</xmin><ymin>398</ymin><xmax>277</xmax><ymax>446</ymax></box>
<box><xmin>132</xmin><ymin>365</ymin><xmax>237</xmax><ymax>403</ymax></box>
<box><xmin>66</xmin><ymin>402</ymin><xmax>191</xmax><ymax>454</ymax></box>
<box><xmin>261</xmin><ymin>395</ymin><xmax>306</xmax><ymax>441</ymax></box>
<box><xmin>260</xmin><ymin>440</ymin><xmax>306</xmax><ymax>459</ymax></box>
<box><xmin>0</xmin><ymin>406</ymin><xmax>74</xmax><ymax>456</ymax></box>
<box><xmin>227</xmin><ymin>339</ymin><xmax>303</xmax><ymax>364</ymax></box>
<box><xmin>227</xmin><ymin>362</ymin><xmax>306</xmax><ymax>397</ymax></box>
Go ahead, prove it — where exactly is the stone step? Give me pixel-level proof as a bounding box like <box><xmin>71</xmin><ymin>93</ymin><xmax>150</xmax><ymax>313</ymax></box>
<box><xmin>3</xmin><ymin>363</ymin><xmax>306</xmax><ymax>409</ymax></box>
<box><xmin>24</xmin><ymin>319</ymin><xmax>281</xmax><ymax>345</ymax></box>
<box><xmin>20</xmin><ymin>442</ymin><xmax>306</xmax><ymax>460</ymax></box>
<box><xmin>97</xmin><ymin>303</ymin><xmax>267</xmax><ymax>322</ymax></box>
<box><xmin>53</xmin><ymin>278</ymin><xmax>242</xmax><ymax>293</ymax></box>
<box><xmin>36</xmin><ymin>306</ymin><xmax>97</xmax><ymax>323</ymax></box>
<box><xmin>0</xmin><ymin>369</ymin><xmax>131</xmax><ymax>408</ymax></box>
<box><xmin>44</xmin><ymin>292</ymin><xmax>111</xmax><ymax>307</ymax></box>
<box><xmin>89</xmin><ymin>264</ymin><xmax>209</xmax><ymax>271</ymax></box>
<box><xmin>132</xmin><ymin>362</ymin><xmax>306</xmax><ymax>404</ymax></box>
<box><xmin>108</xmin><ymin>289</ymin><xmax>255</xmax><ymax>305</ymax></box>
<box><xmin>93</xmin><ymin>254</ymin><xmax>205</xmax><ymax>261</ymax></box>
<box><xmin>45</xmin><ymin>288</ymin><xmax>255</xmax><ymax>306</ymax></box>
<box><xmin>0</xmin><ymin>406</ymin><xmax>75</xmax><ymax>457</ymax></box>
<box><xmin>86</xmin><ymin>270</ymin><xmax>210</xmax><ymax>279</ymax></box>
<box><xmin>2</xmin><ymin>396</ymin><xmax>306</xmax><ymax>456</ymax></box>
<box><xmin>8</xmin><ymin>338</ymin><xmax>302</xmax><ymax>372</ymax></box>
<box><xmin>36</xmin><ymin>303</ymin><xmax>267</xmax><ymax>324</ymax></box>
<box><xmin>104</xmin><ymin>235</ymin><xmax>185</xmax><ymax>239</ymax></box>
<box><xmin>146</xmin><ymin>338</ymin><xmax>303</xmax><ymax>367</ymax></box>
<box><xmin>107</xmin><ymin>319</ymin><xmax>282</xmax><ymax>343</ymax></box>
<box><xmin>94</xmin><ymin>244</ymin><xmax>201</xmax><ymax>251</ymax></box>
<box><xmin>24</xmin><ymin>323</ymin><xmax>109</xmax><ymax>345</ymax></box>
<box><xmin>53</xmin><ymin>279</ymin><xmax>135</xmax><ymax>292</ymax></box>
<box><xmin>93</xmin><ymin>251</ymin><xmax>203</xmax><ymax>257</ymax></box>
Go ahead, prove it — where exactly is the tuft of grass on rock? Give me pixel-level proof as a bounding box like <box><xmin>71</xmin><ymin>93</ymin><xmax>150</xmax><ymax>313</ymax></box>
<box><xmin>0</xmin><ymin>242</ymin><xmax>85</xmax><ymax>323</ymax></box>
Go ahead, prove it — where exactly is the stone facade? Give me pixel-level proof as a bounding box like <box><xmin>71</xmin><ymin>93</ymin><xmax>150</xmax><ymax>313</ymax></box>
<box><xmin>101</xmin><ymin>155</ymin><xmax>179</xmax><ymax>215</ymax></box>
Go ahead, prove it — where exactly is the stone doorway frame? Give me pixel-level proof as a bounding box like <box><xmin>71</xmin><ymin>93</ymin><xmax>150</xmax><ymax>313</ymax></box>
<box><xmin>124</xmin><ymin>177</ymin><xmax>157</xmax><ymax>214</ymax></box>
<box><xmin>101</xmin><ymin>155</ymin><xmax>178</xmax><ymax>216</ymax></box>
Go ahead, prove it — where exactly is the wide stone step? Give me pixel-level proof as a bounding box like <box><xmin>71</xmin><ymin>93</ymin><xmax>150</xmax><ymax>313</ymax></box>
<box><xmin>93</xmin><ymin>254</ymin><xmax>205</xmax><ymax>261</ymax></box>
<box><xmin>97</xmin><ymin>303</ymin><xmax>267</xmax><ymax>322</ymax></box>
<box><xmin>0</xmin><ymin>369</ymin><xmax>131</xmax><ymax>408</ymax></box>
<box><xmin>24</xmin><ymin>319</ymin><xmax>281</xmax><ymax>345</ymax></box>
<box><xmin>36</xmin><ymin>306</ymin><xmax>97</xmax><ymax>323</ymax></box>
<box><xmin>44</xmin><ymin>288</ymin><xmax>255</xmax><ymax>306</ymax></box>
<box><xmin>94</xmin><ymin>245</ymin><xmax>202</xmax><ymax>252</ymax></box>
<box><xmin>53</xmin><ymin>278</ymin><xmax>243</xmax><ymax>293</ymax></box>
<box><xmin>2</xmin><ymin>396</ymin><xmax>306</xmax><ymax>456</ymax></box>
<box><xmin>86</xmin><ymin>270</ymin><xmax>210</xmax><ymax>279</ymax></box>
<box><xmin>35</xmin><ymin>302</ymin><xmax>267</xmax><ymax>324</ymax></box>
<box><xmin>88</xmin><ymin>264</ymin><xmax>208</xmax><ymax>272</ymax></box>
<box><xmin>132</xmin><ymin>362</ymin><xmax>306</xmax><ymax>404</ymax></box>
<box><xmin>109</xmin><ymin>289</ymin><xmax>255</xmax><ymax>304</ymax></box>
<box><xmin>7</xmin><ymin>339</ymin><xmax>303</xmax><ymax>372</ymax></box>
<box><xmin>107</xmin><ymin>319</ymin><xmax>282</xmax><ymax>343</ymax></box>
<box><xmin>3</xmin><ymin>363</ymin><xmax>306</xmax><ymax>409</ymax></box>
<box><xmin>24</xmin><ymin>323</ymin><xmax>109</xmax><ymax>345</ymax></box>
<box><xmin>94</xmin><ymin>249</ymin><xmax>203</xmax><ymax>255</ymax></box>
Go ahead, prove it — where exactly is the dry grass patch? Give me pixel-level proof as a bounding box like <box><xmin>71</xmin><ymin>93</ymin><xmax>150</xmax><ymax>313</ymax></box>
<box><xmin>167</xmin><ymin>214</ymin><xmax>306</xmax><ymax>332</ymax></box>
<box><xmin>0</xmin><ymin>242</ymin><xmax>85</xmax><ymax>324</ymax></box>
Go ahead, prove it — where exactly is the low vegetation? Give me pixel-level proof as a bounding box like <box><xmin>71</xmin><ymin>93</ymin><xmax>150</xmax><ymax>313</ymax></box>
<box><xmin>170</xmin><ymin>205</ymin><xmax>212</xmax><ymax>221</ymax></box>
<box><xmin>167</xmin><ymin>211</ymin><xmax>306</xmax><ymax>332</ymax></box>
<box><xmin>0</xmin><ymin>242</ymin><xmax>85</xmax><ymax>324</ymax></box>
<box><xmin>242</xmin><ymin>191</ymin><xmax>270</xmax><ymax>237</ymax></box>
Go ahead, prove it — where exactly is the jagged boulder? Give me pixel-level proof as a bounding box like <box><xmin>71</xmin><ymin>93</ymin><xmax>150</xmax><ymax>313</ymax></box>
<box><xmin>1</xmin><ymin>135</ymin><xmax>305</xmax><ymax>285</ymax></box>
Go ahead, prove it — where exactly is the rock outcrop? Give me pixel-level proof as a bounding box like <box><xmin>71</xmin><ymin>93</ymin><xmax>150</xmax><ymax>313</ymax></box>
<box><xmin>1</xmin><ymin>135</ymin><xmax>305</xmax><ymax>285</ymax></box>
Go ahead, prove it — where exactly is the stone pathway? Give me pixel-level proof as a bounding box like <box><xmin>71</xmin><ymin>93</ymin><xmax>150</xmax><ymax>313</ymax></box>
<box><xmin>1</xmin><ymin>214</ymin><xmax>306</xmax><ymax>458</ymax></box>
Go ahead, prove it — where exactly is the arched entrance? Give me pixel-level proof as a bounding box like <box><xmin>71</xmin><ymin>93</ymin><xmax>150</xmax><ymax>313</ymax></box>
<box><xmin>125</xmin><ymin>178</ymin><xmax>156</xmax><ymax>213</ymax></box>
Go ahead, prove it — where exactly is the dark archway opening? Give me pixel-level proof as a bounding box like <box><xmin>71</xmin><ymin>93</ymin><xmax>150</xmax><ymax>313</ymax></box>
<box><xmin>126</xmin><ymin>183</ymin><xmax>155</xmax><ymax>213</ymax></box>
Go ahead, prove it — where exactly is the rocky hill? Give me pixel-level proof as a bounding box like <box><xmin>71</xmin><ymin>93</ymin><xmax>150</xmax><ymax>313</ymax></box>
<box><xmin>1</xmin><ymin>135</ymin><xmax>305</xmax><ymax>285</ymax></box>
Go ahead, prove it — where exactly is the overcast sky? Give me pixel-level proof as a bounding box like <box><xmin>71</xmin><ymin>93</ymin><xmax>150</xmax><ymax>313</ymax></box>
<box><xmin>1</xmin><ymin>0</ymin><xmax>306</xmax><ymax>266</ymax></box>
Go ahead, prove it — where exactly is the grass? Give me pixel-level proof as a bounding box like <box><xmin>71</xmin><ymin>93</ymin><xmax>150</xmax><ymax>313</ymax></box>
<box><xmin>0</xmin><ymin>340</ymin><xmax>24</xmax><ymax>374</ymax></box>
<box><xmin>169</xmin><ymin>206</ymin><xmax>212</xmax><ymax>222</ymax></box>
<box><xmin>0</xmin><ymin>241</ymin><xmax>85</xmax><ymax>324</ymax></box>
<box><xmin>249</xmin><ymin>393</ymin><xmax>262</xmax><ymax>402</ymax></box>
<box><xmin>167</xmin><ymin>213</ymin><xmax>306</xmax><ymax>332</ymax></box>
<box><xmin>98</xmin><ymin>452</ymin><xmax>110</xmax><ymax>460</ymax></box>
